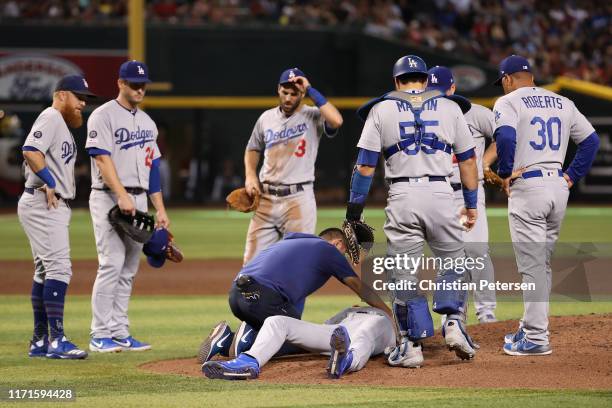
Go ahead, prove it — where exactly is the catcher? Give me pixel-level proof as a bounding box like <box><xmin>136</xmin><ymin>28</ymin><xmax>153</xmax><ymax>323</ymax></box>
<box><xmin>197</xmin><ymin>224</ymin><xmax>390</xmax><ymax>365</ymax></box>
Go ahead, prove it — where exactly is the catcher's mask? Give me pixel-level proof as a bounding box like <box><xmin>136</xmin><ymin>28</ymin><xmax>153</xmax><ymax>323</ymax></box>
<box><xmin>143</xmin><ymin>228</ymin><xmax>170</xmax><ymax>268</ymax></box>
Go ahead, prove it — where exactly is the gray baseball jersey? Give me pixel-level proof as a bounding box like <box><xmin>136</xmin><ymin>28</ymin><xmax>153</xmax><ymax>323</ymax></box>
<box><xmin>246</xmin><ymin>105</ymin><xmax>335</xmax><ymax>185</ymax></box>
<box><xmin>450</xmin><ymin>104</ymin><xmax>495</xmax><ymax>183</ymax></box>
<box><xmin>86</xmin><ymin>100</ymin><xmax>160</xmax><ymax>189</ymax></box>
<box><xmin>23</xmin><ymin>107</ymin><xmax>77</xmax><ymax>199</ymax></box>
<box><xmin>357</xmin><ymin>93</ymin><xmax>474</xmax><ymax>178</ymax></box>
<box><xmin>493</xmin><ymin>87</ymin><xmax>594</xmax><ymax>171</ymax></box>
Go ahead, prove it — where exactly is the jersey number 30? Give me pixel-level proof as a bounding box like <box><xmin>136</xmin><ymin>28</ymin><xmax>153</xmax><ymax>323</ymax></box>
<box><xmin>530</xmin><ymin>116</ymin><xmax>561</xmax><ymax>151</ymax></box>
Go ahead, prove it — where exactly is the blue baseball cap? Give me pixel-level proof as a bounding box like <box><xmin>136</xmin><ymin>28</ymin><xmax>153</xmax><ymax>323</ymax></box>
<box><xmin>393</xmin><ymin>55</ymin><xmax>428</xmax><ymax>78</ymax></box>
<box><xmin>119</xmin><ymin>60</ymin><xmax>152</xmax><ymax>83</ymax></box>
<box><xmin>143</xmin><ymin>228</ymin><xmax>169</xmax><ymax>268</ymax></box>
<box><xmin>427</xmin><ymin>66</ymin><xmax>454</xmax><ymax>92</ymax></box>
<box><xmin>494</xmin><ymin>55</ymin><xmax>531</xmax><ymax>86</ymax></box>
<box><xmin>55</xmin><ymin>74</ymin><xmax>97</xmax><ymax>97</ymax></box>
<box><xmin>279</xmin><ymin>67</ymin><xmax>305</xmax><ymax>85</ymax></box>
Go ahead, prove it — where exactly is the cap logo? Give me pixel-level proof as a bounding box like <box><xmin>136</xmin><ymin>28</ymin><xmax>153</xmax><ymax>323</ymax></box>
<box><xmin>83</xmin><ymin>79</ymin><xmax>89</xmax><ymax>88</ymax></box>
<box><xmin>288</xmin><ymin>70</ymin><xmax>296</xmax><ymax>79</ymax></box>
<box><xmin>138</xmin><ymin>65</ymin><xmax>145</xmax><ymax>75</ymax></box>
<box><xmin>430</xmin><ymin>74</ymin><xmax>438</xmax><ymax>84</ymax></box>
<box><xmin>408</xmin><ymin>58</ymin><xmax>417</xmax><ymax>68</ymax></box>
<box><xmin>523</xmin><ymin>65</ymin><xmax>528</xmax><ymax>69</ymax></box>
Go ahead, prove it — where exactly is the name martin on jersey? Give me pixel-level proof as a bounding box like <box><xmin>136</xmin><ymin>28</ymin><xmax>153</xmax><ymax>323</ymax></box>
<box><xmin>264</xmin><ymin>122</ymin><xmax>308</xmax><ymax>148</ymax></box>
<box><xmin>114</xmin><ymin>127</ymin><xmax>155</xmax><ymax>150</ymax></box>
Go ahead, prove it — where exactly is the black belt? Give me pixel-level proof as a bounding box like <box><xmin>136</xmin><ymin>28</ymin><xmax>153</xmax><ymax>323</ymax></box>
<box><xmin>451</xmin><ymin>182</ymin><xmax>462</xmax><ymax>191</ymax></box>
<box><xmin>262</xmin><ymin>182</ymin><xmax>310</xmax><ymax>197</ymax></box>
<box><xmin>24</xmin><ymin>187</ymin><xmax>67</xmax><ymax>201</ymax></box>
<box><xmin>388</xmin><ymin>176</ymin><xmax>447</xmax><ymax>184</ymax></box>
<box><xmin>92</xmin><ymin>186</ymin><xmax>147</xmax><ymax>195</ymax></box>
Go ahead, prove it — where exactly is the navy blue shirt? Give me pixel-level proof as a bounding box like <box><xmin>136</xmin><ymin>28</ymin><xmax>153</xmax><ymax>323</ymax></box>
<box><xmin>237</xmin><ymin>233</ymin><xmax>357</xmax><ymax>311</ymax></box>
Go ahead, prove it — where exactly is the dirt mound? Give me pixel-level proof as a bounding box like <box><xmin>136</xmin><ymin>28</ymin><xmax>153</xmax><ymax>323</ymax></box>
<box><xmin>142</xmin><ymin>314</ymin><xmax>612</xmax><ymax>390</ymax></box>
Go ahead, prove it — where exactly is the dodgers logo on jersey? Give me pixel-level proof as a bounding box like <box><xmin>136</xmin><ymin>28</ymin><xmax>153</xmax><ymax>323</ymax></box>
<box><xmin>61</xmin><ymin>141</ymin><xmax>76</xmax><ymax>164</ymax></box>
<box><xmin>494</xmin><ymin>110</ymin><xmax>501</xmax><ymax>123</ymax></box>
<box><xmin>115</xmin><ymin>127</ymin><xmax>155</xmax><ymax>150</ymax></box>
<box><xmin>264</xmin><ymin>123</ymin><xmax>308</xmax><ymax>148</ymax></box>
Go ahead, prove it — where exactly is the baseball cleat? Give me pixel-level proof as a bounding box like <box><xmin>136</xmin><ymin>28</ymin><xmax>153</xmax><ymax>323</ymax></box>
<box><xmin>197</xmin><ymin>321</ymin><xmax>233</xmax><ymax>364</ymax></box>
<box><xmin>28</xmin><ymin>335</ymin><xmax>48</xmax><ymax>357</ymax></box>
<box><xmin>503</xmin><ymin>338</ymin><xmax>552</xmax><ymax>356</ymax></box>
<box><xmin>327</xmin><ymin>326</ymin><xmax>354</xmax><ymax>379</ymax></box>
<box><xmin>89</xmin><ymin>337</ymin><xmax>123</xmax><ymax>353</ymax></box>
<box><xmin>504</xmin><ymin>327</ymin><xmax>525</xmax><ymax>344</ymax></box>
<box><xmin>46</xmin><ymin>336</ymin><xmax>88</xmax><ymax>359</ymax></box>
<box><xmin>477</xmin><ymin>312</ymin><xmax>497</xmax><ymax>324</ymax></box>
<box><xmin>387</xmin><ymin>338</ymin><xmax>423</xmax><ymax>368</ymax></box>
<box><xmin>443</xmin><ymin>319</ymin><xmax>477</xmax><ymax>360</ymax></box>
<box><xmin>112</xmin><ymin>336</ymin><xmax>151</xmax><ymax>351</ymax></box>
<box><xmin>202</xmin><ymin>353</ymin><xmax>260</xmax><ymax>380</ymax></box>
<box><xmin>229</xmin><ymin>321</ymin><xmax>256</xmax><ymax>358</ymax></box>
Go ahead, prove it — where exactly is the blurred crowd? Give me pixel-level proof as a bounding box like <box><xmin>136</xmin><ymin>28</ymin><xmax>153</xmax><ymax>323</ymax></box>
<box><xmin>1</xmin><ymin>0</ymin><xmax>610</xmax><ymax>84</ymax></box>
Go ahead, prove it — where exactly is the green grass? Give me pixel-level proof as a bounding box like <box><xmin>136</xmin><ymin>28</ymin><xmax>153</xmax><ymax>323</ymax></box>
<box><xmin>1</xmin><ymin>295</ymin><xmax>611</xmax><ymax>407</ymax></box>
<box><xmin>1</xmin><ymin>207</ymin><xmax>611</xmax><ymax>260</ymax></box>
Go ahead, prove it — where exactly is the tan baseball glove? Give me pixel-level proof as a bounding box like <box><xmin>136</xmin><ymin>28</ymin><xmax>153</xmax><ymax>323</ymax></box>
<box><xmin>483</xmin><ymin>168</ymin><xmax>503</xmax><ymax>189</ymax></box>
<box><xmin>166</xmin><ymin>231</ymin><xmax>183</xmax><ymax>263</ymax></box>
<box><xmin>226</xmin><ymin>187</ymin><xmax>260</xmax><ymax>213</ymax></box>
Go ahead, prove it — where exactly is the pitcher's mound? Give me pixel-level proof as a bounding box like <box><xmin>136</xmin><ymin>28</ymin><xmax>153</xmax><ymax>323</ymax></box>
<box><xmin>141</xmin><ymin>314</ymin><xmax>612</xmax><ymax>389</ymax></box>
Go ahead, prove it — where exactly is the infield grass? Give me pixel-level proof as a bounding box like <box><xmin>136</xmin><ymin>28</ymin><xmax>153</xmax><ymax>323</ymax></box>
<box><xmin>1</xmin><ymin>206</ymin><xmax>611</xmax><ymax>260</ymax></box>
<box><xmin>1</xmin><ymin>295</ymin><xmax>612</xmax><ymax>408</ymax></box>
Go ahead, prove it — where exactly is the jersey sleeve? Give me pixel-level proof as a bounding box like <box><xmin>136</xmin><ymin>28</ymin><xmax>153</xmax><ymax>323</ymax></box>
<box><xmin>356</xmin><ymin>105</ymin><xmax>382</xmax><ymax>152</ymax></box>
<box><xmin>152</xmin><ymin>124</ymin><xmax>161</xmax><ymax>160</ymax></box>
<box><xmin>311</xmin><ymin>106</ymin><xmax>338</xmax><ymax>138</ymax></box>
<box><xmin>23</xmin><ymin>112</ymin><xmax>60</xmax><ymax>154</ymax></box>
<box><xmin>327</xmin><ymin>247</ymin><xmax>358</xmax><ymax>281</ymax></box>
<box><xmin>569</xmin><ymin>102</ymin><xmax>596</xmax><ymax>144</ymax></box>
<box><xmin>246</xmin><ymin>116</ymin><xmax>265</xmax><ymax>151</ymax></box>
<box><xmin>493</xmin><ymin>96</ymin><xmax>519</xmax><ymax>131</ymax></box>
<box><xmin>452</xmin><ymin>108</ymin><xmax>474</xmax><ymax>154</ymax></box>
<box><xmin>86</xmin><ymin>110</ymin><xmax>113</xmax><ymax>154</ymax></box>
<box><xmin>478</xmin><ymin>106</ymin><xmax>496</xmax><ymax>140</ymax></box>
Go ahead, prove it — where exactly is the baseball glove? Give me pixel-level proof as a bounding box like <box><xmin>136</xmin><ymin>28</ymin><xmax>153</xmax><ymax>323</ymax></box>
<box><xmin>166</xmin><ymin>231</ymin><xmax>183</xmax><ymax>263</ymax></box>
<box><xmin>342</xmin><ymin>219</ymin><xmax>375</xmax><ymax>264</ymax></box>
<box><xmin>226</xmin><ymin>188</ymin><xmax>260</xmax><ymax>213</ymax></box>
<box><xmin>108</xmin><ymin>205</ymin><xmax>155</xmax><ymax>243</ymax></box>
<box><xmin>483</xmin><ymin>168</ymin><xmax>503</xmax><ymax>189</ymax></box>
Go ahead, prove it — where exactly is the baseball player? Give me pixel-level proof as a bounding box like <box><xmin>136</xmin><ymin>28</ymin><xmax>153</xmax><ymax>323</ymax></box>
<box><xmin>493</xmin><ymin>55</ymin><xmax>600</xmax><ymax>355</ymax></box>
<box><xmin>198</xmin><ymin>228</ymin><xmax>391</xmax><ymax>364</ymax></box>
<box><xmin>18</xmin><ymin>74</ymin><xmax>96</xmax><ymax>359</ymax></box>
<box><xmin>202</xmin><ymin>306</ymin><xmax>395</xmax><ymax>380</ymax></box>
<box><xmin>242</xmin><ymin>68</ymin><xmax>343</xmax><ymax>264</ymax></box>
<box><xmin>427</xmin><ymin>66</ymin><xmax>498</xmax><ymax>323</ymax></box>
<box><xmin>86</xmin><ymin>60</ymin><xmax>170</xmax><ymax>352</ymax></box>
<box><xmin>345</xmin><ymin>55</ymin><xmax>480</xmax><ymax>368</ymax></box>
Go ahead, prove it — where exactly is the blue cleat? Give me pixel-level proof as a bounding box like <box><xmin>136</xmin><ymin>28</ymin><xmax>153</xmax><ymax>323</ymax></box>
<box><xmin>28</xmin><ymin>335</ymin><xmax>48</xmax><ymax>357</ymax></box>
<box><xmin>503</xmin><ymin>338</ymin><xmax>552</xmax><ymax>356</ymax></box>
<box><xmin>198</xmin><ymin>321</ymin><xmax>233</xmax><ymax>364</ymax></box>
<box><xmin>327</xmin><ymin>326</ymin><xmax>354</xmax><ymax>379</ymax></box>
<box><xmin>202</xmin><ymin>353</ymin><xmax>260</xmax><ymax>380</ymax></box>
<box><xmin>89</xmin><ymin>337</ymin><xmax>123</xmax><ymax>353</ymax></box>
<box><xmin>112</xmin><ymin>336</ymin><xmax>151</xmax><ymax>351</ymax></box>
<box><xmin>46</xmin><ymin>336</ymin><xmax>88</xmax><ymax>359</ymax></box>
<box><xmin>504</xmin><ymin>327</ymin><xmax>525</xmax><ymax>344</ymax></box>
<box><xmin>230</xmin><ymin>322</ymin><xmax>256</xmax><ymax>358</ymax></box>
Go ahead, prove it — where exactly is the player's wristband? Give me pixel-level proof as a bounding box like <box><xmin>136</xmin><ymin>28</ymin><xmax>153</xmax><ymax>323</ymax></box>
<box><xmin>346</xmin><ymin>202</ymin><xmax>364</xmax><ymax>221</ymax></box>
<box><xmin>306</xmin><ymin>86</ymin><xmax>327</xmax><ymax>107</ymax></box>
<box><xmin>462</xmin><ymin>188</ymin><xmax>477</xmax><ymax>209</ymax></box>
<box><xmin>35</xmin><ymin>167</ymin><xmax>56</xmax><ymax>189</ymax></box>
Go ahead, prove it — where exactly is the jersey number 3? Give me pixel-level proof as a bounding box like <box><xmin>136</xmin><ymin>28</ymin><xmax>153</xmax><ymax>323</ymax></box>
<box><xmin>145</xmin><ymin>147</ymin><xmax>155</xmax><ymax>167</ymax></box>
<box><xmin>530</xmin><ymin>116</ymin><xmax>561</xmax><ymax>151</ymax></box>
<box><xmin>294</xmin><ymin>139</ymin><xmax>306</xmax><ymax>157</ymax></box>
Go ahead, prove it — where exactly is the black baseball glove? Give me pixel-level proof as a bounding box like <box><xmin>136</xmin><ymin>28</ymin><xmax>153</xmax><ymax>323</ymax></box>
<box><xmin>108</xmin><ymin>205</ymin><xmax>155</xmax><ymax>243</ymax></box>
<box><xmin>342</xmin><ymin>219</ymin><xmax>375</xmax><ymax>264</ymax></box>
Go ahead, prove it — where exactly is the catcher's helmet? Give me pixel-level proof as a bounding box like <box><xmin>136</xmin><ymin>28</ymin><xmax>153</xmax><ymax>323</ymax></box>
<box><xmin>393</xmin><ymin>55</ymin><xmax>428</xmax><ymax>78</ymax></box>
